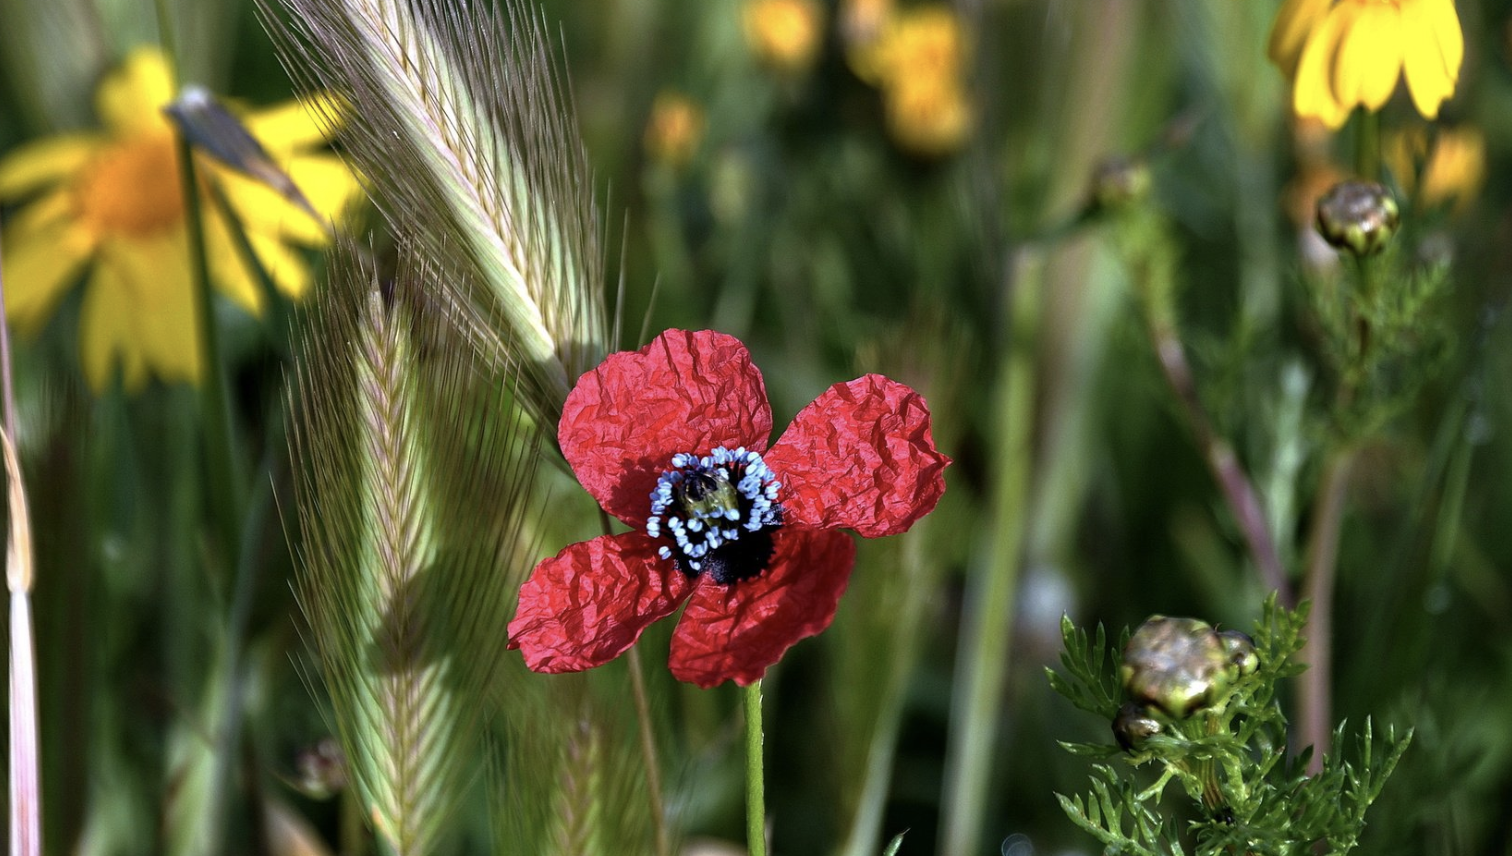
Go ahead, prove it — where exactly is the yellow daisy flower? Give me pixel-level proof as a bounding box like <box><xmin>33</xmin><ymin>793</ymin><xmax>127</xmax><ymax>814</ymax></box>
<box><xmin>743</xmin><ymin>0</ymin><xmax>825</xmax><ymax>73</ymax></box>
<box><xmin>1268</xmin><ymin>0</ymin><xmax>1464</xmax><ymax>129</ymax></box>
<box><xmin>854</xmin><ymin>5</ymin><xmax>967</xmax><ymax>89</ymax></box>
<box><xmin>854</xmin><ymin>6</ymin><xmax>973</xmax><ymax>156</ymax></box>
<box><xmin>0</xmin><ymin>47</ymin><xmax>361</xmax><ymax>391</ymax></box>
<box><xmin>884</xmin><ymin>76</ymin><xmax>973</xmax><ymax>157</ymax></box>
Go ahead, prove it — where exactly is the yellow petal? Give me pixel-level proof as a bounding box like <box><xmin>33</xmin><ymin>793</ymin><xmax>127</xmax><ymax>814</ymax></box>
<box><xmin>1401</xmin><ymin>0</ymin><xmax>1463</xmax><ymax>118</ymax></box>
<box><xmin>1431</xmin><ymin>0</ymin><xmax>1465</xmax><ymax>82</ymax></box>
<box><xmin>215</xmin><ymin>153</ymin><xmax>358</xmax><ymax>248</ymax></box>
<box><xmin>1267</xmin><ymin>0</ymin><xmax>1333</xmax><ymax>78</ymax></box>
<box><xmin>1</xmin><ymin>216</ymin><xmax>94</xmax><ymax>336</ymax></box>
<box><xmin>203</xmin><ymin>212</ymin><xmax>263</xmax><ymax>315</ymax></box>
<box><xmin>1293</xmin><ymin>6</ymin><xmax>1353</xmax><ymax>129</ymax></box>
<box><xmin>78</xmin><ymin>259</ymin><xmax>150</xmax><ymax>392</ymax></box>
<box><xmin>244</xmin><ymin>231</ymin><xmax>314</xmax><ymax>301</ymax></box>
<box><xmin>0</xmin><ymin>135</ymin><xmax>102</xmax><ymax>200</ymax></box>
<box><xmin>99</xmin><ymin>233</ymin><xmax>202</xmax><ymax>387</ymax></box>
<box><xmin>283</xmin><ymin>156</ymin><xmax>362</xmax><ymax>237</ymax></box>
<box><xmin>1334</xmin><ymin>4</ymin><xmax>1402</xmax><ymax>112</ymax></box>
<box><xmin>97</xmin><ymin>47</ymin><xmax>175</xmax><ymax>138</ymax></box>
<box><xmin>244</xmin><ymin>93</ymin><xmax>345</xmax><ymax>157</ymax></box>
<box><xmin>5</xmin><ymin>188</ymin><xmax>80</xmax><ymax>243</ymax></box>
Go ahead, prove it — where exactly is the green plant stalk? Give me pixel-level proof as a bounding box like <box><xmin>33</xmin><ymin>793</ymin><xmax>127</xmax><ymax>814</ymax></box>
<box><xmin>340</xmin><ymin>784</ymin><xmax>367</xmax><ymax>856</ymax></box>
<box><xmin>1298</xmin><ymin>449</ymin><xmax>1354</xmax><ymax>774</ymax></box>
<box><xmin>745</xmin><ymin>679</ymin><xmax>767</xmax><ymax>856</ymax></box>
<box><xmin>1138</xmin><ymin>234</ymin><xmax>1292</xmax><ymax>605</ymax></box>
<box><xmin>153</xmin><ymin>0</ymin><xmax>180</xmax><ymax>72</ymax></box>
<box><xmin>211</xmin><ymin>431</ymin><xmax>283</xmax><ymax>856</ymax></box>
<box><xmin>838</xmin><ymin>526</ymin><xmax>937</xmax><ymax>856</ymax></box>
<box><xmin>1355</xmin><ymin>109</ymin><xmax>1381</xmax><ymax>182</ymax></box>
<box><xmin>626</xmin><ymin>651</ymin><xmax>669</xmax><ymax>855</ymax></box>
<box><xmin>600</xmin><ymin>508</ymin><xmax>671</xmax><ymax>856</ymax></box>
<box><xmin>939</xmin><ymin>263</ymin><xmax>1036</xmax><ymax>856</ymax></box>
<box><xmin>174</xmin><ymin>133</ymin><xmax>247</xmax><ymax>852</ymax></box>
<box><xmin>174</xmin><ymin>139</ymin><xmax>245</xmax><ymax>558</ymax></box>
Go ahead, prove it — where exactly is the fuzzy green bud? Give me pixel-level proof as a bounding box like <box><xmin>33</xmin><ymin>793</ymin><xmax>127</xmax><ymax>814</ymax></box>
<box><xmin>1091</xmin><ymin>155</ymin><xmax>1152</xmax><ymax>211</ymax></box>
<box><xmin>1121</xmin><ymin>615</ymin><xmax>1235</xmax><ymax>718</ymax></box>
<box><xmin>293</xmin><ymin>737</ymin><xmax>347</xmax><ymax>799</ymax></box>
<box><xmin>1316</xmin><ymin>180</ymin><xmax>1399</xmax><ymax>256</ymax></box>
<box><xmin>1219</xmin><ymin>629</ymin><xmax>1259</xmax><ymax>677</ymax></box>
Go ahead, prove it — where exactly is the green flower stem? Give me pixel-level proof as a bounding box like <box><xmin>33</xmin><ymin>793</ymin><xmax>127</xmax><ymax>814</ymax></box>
<box><xmin>340</xmin><ymin>783</ymin><xmax>368</xmax><ymax>856</ymax></box>
<box><xmin>1137</xmin><ymin>231</ymin><xmax>1292</xmax><ymax>606</ymax></box>
<box><xmin>940</xmin><ymin>258</ymin><xmax>1037</xmax><ymax>856</ymax></box>
<box><xmin>600</xmin><ymin>508</ymin><xmax>671</xmax><ymax>856</ymax></box>
<box><xmin>1298</xmin><ymin>449</ymin><xmax>1355</xmax><ymax>774</ymax></box>
<box><xmin>175</xmin><ymin>136</ymin><xmax>245</xmax><ymax>558</ymax></box>
<box><xmin>1355</xmin><ymin>109</ymin><xmax>1381</xmax><ymax>182</ymax></box>
<box><xmin>175</xmin><ymin>133</ymin><xmax>248</xmax><ymax>854</ymax></box>
<box><xmin>1146</xmin><ymin>310</ymin><xmax>1292</xmax><ymax>605</ymax></box>
<box><xmin>744</xmin><ymin>679</ymin><xmax>767</xmax><ymax>856</ymax></box>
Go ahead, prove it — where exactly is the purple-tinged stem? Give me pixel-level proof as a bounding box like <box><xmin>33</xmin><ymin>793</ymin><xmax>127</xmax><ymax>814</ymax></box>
<box><xmin>1149</xmin><ymin>321</ymin><xmax>1294</xmax><ymax>607</ymax></box>
<box><xmin>1298</xmin><ymin>450</ymin><xmax>1354</xmax><ymax>773</ymax></box>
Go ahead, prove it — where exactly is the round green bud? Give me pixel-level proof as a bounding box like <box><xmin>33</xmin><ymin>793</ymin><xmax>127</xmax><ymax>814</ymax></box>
<box><xmin>1112</xmin><ymin>701</ymin><xmax>1163</xmax><ymax>752</ymax></box>
<box><xmin>293</xmin><ymin>737</ymin><xmax>347</xmax><ymax>799</ymax></box>
<box><xmin>1120</xmin><ymin>615</ymin><xmax>1234</xmax><ymax>718</ymax></box>
<box><xmin>1091</xmin><ymin>155</ymin><xmax>1152</xmax><ymax>211</ymax></box>
<box><xmin>1218</xmin><ymin>629</ymin><xmax>1259</xmax><ymax>678</ymax></box>
<box><xmin>1315</xmin><ymin>180</ymin><xmax>1399</xmax><ymax>257</ymax></box>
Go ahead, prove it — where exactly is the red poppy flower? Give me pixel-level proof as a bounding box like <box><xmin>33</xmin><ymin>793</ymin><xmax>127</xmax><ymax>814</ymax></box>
<box><xmin>507</xmin><ymin>329</ymin><xmax>950</xmax><ymax>687</ymax></box>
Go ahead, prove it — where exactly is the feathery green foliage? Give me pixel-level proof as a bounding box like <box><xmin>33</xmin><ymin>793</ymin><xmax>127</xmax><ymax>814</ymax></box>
<box><xmin>1051</xmin><ymin>597</ymin><xmax>1412</xmax><ymax>856</ymax></box>
<box><xmin>264</xmin><ymin>0</ymin><xmax>609</xmax><ymax>428</ymax></box>
<box><xmin>289</xmin><ymin>239</ymin><xmax>539</xmax><ymax>854</ymax></box>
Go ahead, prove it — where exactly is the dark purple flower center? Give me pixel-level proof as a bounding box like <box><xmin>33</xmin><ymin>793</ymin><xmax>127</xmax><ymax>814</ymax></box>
<box><xmin>646</xmin><ymin>446</ymin><xmax>784</xmax><ymax>585</ymax></box>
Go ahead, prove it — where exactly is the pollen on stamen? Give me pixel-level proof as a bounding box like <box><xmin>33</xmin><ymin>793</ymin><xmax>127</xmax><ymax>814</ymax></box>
<box><xmin>645</xmin><ymin>444</ymin><xmax>785</xmax><ymax>583</ymax></box>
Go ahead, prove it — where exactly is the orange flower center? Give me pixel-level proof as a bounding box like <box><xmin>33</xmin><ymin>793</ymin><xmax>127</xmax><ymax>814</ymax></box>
<box><xmin>73</xmin><ymin>132</ymin><xmax>186</xmax><ymax>237</ymax></box>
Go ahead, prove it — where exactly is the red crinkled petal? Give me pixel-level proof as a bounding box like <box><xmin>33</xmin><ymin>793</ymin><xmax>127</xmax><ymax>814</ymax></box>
<box><xmin>560</xmin><ymin>329</ymin><xmax>774</xmax><ymax>527</ymax></box>
<box><xmin>508</xmin><ymin>532</ymin><xmax>693</xmax><ymax>674</ymax></box>
<box><xmin>764</xmin><ymin>374</ymin><xmax>950</xmax><ymax>538</ymax></box>
<box><xmin>668</xmin><ymin>528</ymin><xmax>856</xmax><ymax>688</ymax></box>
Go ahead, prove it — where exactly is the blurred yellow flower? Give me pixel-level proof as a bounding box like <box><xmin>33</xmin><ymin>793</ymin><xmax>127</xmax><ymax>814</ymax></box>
<box><xmin>0</xmin><ymin>47</ymin><xmax>360</xmax><ymax>391</ymax></box>
<box><xmin>858</xmin><ymin>6</ymin><xmax>973</xmax><ymax>156</ymax></box>
<box><xmin>1268</xmin><ymin>0</ymin><xmax>1464</xmax><ymax>129</ymax></box>
<box><xmin>743</xmin><ymin>0</ymin><xmax>824</xmax><ymax>73</ymax></box>
<box><xmin>854</xmin><ymin>5</ymin><xmax>967</xmax><ymax>88</ymax></box>
<box><xmin>644</xmin><ymin>92</ymin><xmax>705</xmax><ymax>168</ymax></box>
<box><xmin>885</xmin><ymin>77</ymin><xmax>972</xmax><ymax>157</ymax></box>
<box><xmin>1385</xmin><ymin>126</ymin><xmax>1485</xmax><ymax>211</ymax></box>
